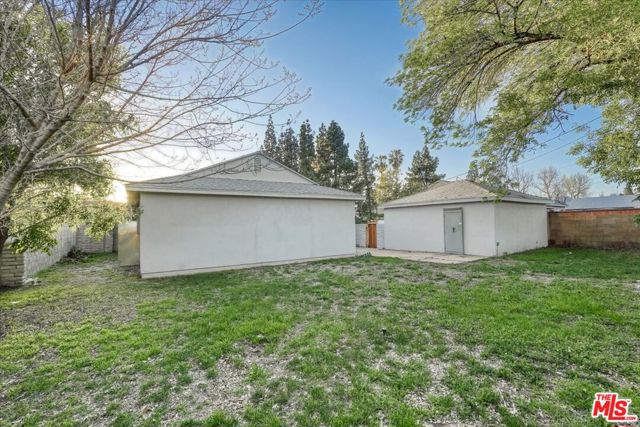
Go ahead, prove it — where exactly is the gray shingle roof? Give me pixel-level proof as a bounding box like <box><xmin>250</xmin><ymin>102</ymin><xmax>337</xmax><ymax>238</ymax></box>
<box><xmin>128</xmin><ymin>176</ymin><xmax>362</xmax><ymax>200</ymax></box>
<box><xmin>126</xmin><ymin>152</ymin><xmax>363</xmax><ymax>201</ymax></box>
<box><xmin>563</xmin><ymin>195</ymin><xmax>640</xmax><ymax>210</ymax></box>
<box><xmin>383</xmin><ymin>180</ymin><xmax>557</xmax><ymax>208</ymax></box>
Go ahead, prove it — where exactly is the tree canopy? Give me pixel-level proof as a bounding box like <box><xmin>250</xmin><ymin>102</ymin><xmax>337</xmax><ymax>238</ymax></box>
<box><xmin>277</xmin><ymin>121</ymin><xmax>299</xmax><ymax>171</ymax></box>
<box><xmin>392</xmin><ymin>0</ymin><xmax>640</xmax><ymax>189</ymax></box>
<box><xmin>374</xmin><ymin>151</ymin><xmax>404</xmax><ymax>205</ymax></box>
<box><xmin>261</xmin><ymin>116</ymin><xmax>278</xmax><ymax>159</ymax></box>
<box><xmin>353</xmin><ymin>133</ymin><xmax>376</xmax><ymax>220</ymax></box>
<box><xmin>313</xmin><ymin>121</ymin><xmax>355</xmax><ymax>189</ymax></box>
<box><xmin>404</xmin><ymin>145</ymin><xmax>444</xmax><ymax>195</ymax></box>
<box><xmin>298</xmin><ymin>120</ymin><xmax>315</xmax><ymax>179</ymax></box>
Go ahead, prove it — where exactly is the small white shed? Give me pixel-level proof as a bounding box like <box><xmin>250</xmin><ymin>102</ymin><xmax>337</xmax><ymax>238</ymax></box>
<box><xmin>382</xmin><ymin>180</ymin><xmax>557</xmax><ymax>257</ymax></box>
<box><xmin>126</xmin><ymin>152</ymin><xmax>363</xmax><ymax>278</ymax></box>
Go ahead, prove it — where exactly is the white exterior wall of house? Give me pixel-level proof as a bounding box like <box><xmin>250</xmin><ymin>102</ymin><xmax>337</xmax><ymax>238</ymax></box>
<box><xmin>459</xmin><ymin>203</ymin><xmax>497</xmax><ymax>256</ymax></box>
<box><xmin>138</xmin><ymin>192</ymin><xmax>356</xmax><ymax>278</ymax></box>
<box><xmin>384</xmin><ymin>201</ymin><xmax>549</xmax><ymax>257</ymax></box>
<box><xmin>384</xmin><ymin>202</ymin><xmax>497</xmax><ymax>256</ymax></box>
<box><xmin>384</xmin><ymin>205</ymin><xmax>448</xmax><ymax>253</ymax></box>
<box><xmin>494</xmin><ymin>202</ymin><xmax>548</xmax><ymax>255</ymax></box>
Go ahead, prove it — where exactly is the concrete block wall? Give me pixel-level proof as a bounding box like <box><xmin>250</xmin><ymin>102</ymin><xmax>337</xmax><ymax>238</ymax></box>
<box><xmin>75</xmin><ymin>225</ymin><xmax>115</xmax><ymax>253</ymax></box>
<box><xmin>23</xmin><ymin>225</ymin><xmax>76</xmax><ymax>278</ymax></box>
<box><xmin>0</xmin><ymin>245</ymin><xmax>25</xmax><ymax>287</ymax></box>
<box><xmin>548</xmin><ymin>209</ymin><xmax>640</xmax><ymax>249</ymax></box>
<box><xmin>1</xmin><ymin>225</ymin><xmax>116</xmax><ymax>287</ymax></box>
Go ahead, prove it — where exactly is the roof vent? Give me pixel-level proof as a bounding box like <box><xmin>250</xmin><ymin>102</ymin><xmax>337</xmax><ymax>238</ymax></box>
<box><xmin>253</xmin><ymin>156</ymin><xmax>261</xmax><ymax>172</ymax></box>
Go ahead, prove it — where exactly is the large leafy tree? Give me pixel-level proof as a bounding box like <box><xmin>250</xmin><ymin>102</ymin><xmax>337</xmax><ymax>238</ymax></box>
<box><xmin>535</xmin><ymin>166</ymin><xmax>563</xmax><ymax>201</ymax></box>
<box><xmin>0</xmin><ymin>1</ymin><xmax>314</xmax><ymax>253</ymax></box>
<box><xmin>374</xmin><ymin>155</ymin><xmax>392</xmax><ymax>205</ymax></box>
<box><xmin>562</xmin><ymin>173</ymin><xmax>591</xmax><ymax>198</ymax></box>
<box><xmin>298</xmin><ymin>120</ymin><xmax>315</xmax><ymax>179</ymax></box>
<box><xmin>353</xmin><ymin>133</ymin><xmax>376</xmax><ymax>220</ymax></box>
<box><xmin>404</xmin><ymin>145</ymin><xmax>443</xmax><ymax>195</ymax></box>
<box><xmin>374</xmin><ymin>150</ymin><xmax>404</xmax><ymax>204</ymax></box>
<box><xmin>508</xmin><ymin>167</ymin><xmax>535</xmax><ymax>194</ymax></box>
<box><xmin>277</xmin><ymin>121</ymin><xmax>299</xmax><ymax>170</ymax></box>
<box><xmin>313</xmin><ymin>121</ymin><xmax>355</xmax><ymax>189</ymax></box>
<box><xmin>392</xmin><ymin>0</ymin><xmax>640</xmax><ymax>189</ymax></box>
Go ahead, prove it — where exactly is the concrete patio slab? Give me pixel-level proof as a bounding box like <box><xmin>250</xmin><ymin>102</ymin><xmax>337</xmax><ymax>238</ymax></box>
<box><xmin>356</xmin><ymin>247</ymin><xmax>486</xmax><ymax>264</ymax></box>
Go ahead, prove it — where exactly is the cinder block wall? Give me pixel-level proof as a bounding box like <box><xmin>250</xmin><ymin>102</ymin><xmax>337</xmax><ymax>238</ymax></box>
<box><xmin>0</xmin><ymin>246</ymin><xmax>24</xmax><ymax>287</ymax></box>
<box><xmin>548</xmin><ymin>209</ymin><xmax>640</xmax><ymax>249</ymax></box>
<box><xmin>75</xmin><ymin>225</ymin><xmax>115</xmax><ymax>253</ymax></box>
<box><xmin>1</xmin><ymin>225</ymin><xmax>117</xmax><ymax>287</ymax></box>
<box><xmin>23</xmin><ymin>225</ymin><xmax>76</xmax><ymax>278</ymax></box>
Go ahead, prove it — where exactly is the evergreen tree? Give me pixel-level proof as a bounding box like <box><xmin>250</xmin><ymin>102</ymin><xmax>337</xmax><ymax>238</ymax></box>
<box><xmin>277</xmin><ymin>120</ymin><xmax>299</xmax><ymax>170</ymax></box>
<box><xmin>261</xmin><ymin>115</ymin><xmax>278</xmax><ymax>159</ymax></box>
<box><xmin>298</xmin><ymin>120</ymin><xmax>315</xmax><ymax>178</ymax></box>
<box><xmin>313</xmin><ymin>121</ymin><xmax>355</xmax><ymax>189</ymax></box>
<box><xmin>313</xmin><ymin>123</ymin><xmax>329</xmax><ymax>182</ymax></box>
<box><xmin>353</xmin><ymin>132</ymin><xmax>376</xmax><ymax>220</ymax></box>
<box><xmin>404</xmin><ymin>145</ymin><xmax>444</xmax><ymax>195</ymax></box>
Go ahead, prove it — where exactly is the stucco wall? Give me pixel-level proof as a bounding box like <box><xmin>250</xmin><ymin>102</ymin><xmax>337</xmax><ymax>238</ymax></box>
<box><xmin>356</xmin><ymin>224</ymin><xmax>366</xmax><ymax>247</ymax></box>
<box><xmin>118</xmin><ymin>221</ymin><xmax>140</xmax><ymax>266</ymax></box>
<box><xmin>376</xmin><ymin>221</ymin><xmax>385</xmax><ymax>249</ymax></box>
<box><xmin>138</xmin><ymin>193</ymin><xmax>356</xmax><ymax>277</ymax></box>
<box><xmin>384</xmin><ymin>203</ymin><xmax>497</xmax><ymax>256</ymax></box>
<box><xmin>494</xmin><ymin>203</ymin><xmax>548</xmax><ymax>255</ymax></box>
<box><xmin>384</xmin><ymin>205</ymin><xmax>446</xmax><ymax>252</ymax></box>
<box><xmin>549</xmin><ymin>209</ymin><xmax>640</xmax><ymax>248</ymax></box>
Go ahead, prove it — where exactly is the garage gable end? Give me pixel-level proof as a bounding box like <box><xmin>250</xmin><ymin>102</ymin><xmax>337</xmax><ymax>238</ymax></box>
<box><xmin>182</xmin><ymin>153</ymin><xmax>313</xmax><ymax>184</ymax></box>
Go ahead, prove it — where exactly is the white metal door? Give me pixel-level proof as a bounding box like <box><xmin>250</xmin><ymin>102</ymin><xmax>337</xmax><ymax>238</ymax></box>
<box><xmin>444</xmin><ymin>209</ymin><xmax>464</xmax><ymax>254</ymax></box>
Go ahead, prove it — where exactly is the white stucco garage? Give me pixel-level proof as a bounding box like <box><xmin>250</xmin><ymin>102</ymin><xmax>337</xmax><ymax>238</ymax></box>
<box><xmin>126</xmin><ymin>152</ymin><xmax>362</xmax><ymax>278</ymax></box>
<box><xmin>382</xmin><ymin>180</ymin><xmax>557</xmax><ymax>257</ymax></box>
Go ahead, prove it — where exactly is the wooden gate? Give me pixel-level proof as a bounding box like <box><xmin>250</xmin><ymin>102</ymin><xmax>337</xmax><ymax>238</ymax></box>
<box><xmin>367</xmin><ymin>221</ymin><xmax>377</xmax><ymax>248</ymax></box>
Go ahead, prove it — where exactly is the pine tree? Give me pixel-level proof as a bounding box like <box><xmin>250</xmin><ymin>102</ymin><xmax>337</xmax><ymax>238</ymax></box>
<box><xmin>298</xmin><ymin>120</ymin><xmax>315</xmax><ymax>178</ymax></box>
<box><xmin>313</xmin><ymin>123</ymin><xmax>330</xmax><ymax>183</ymax></box>
<box><xmin>353</xmin><ymin>132</ymin><xmax>376</xmax><ymax>220</ymax></box>
<box><xmin>313</xmin><ymin>121</ymin><xmax>355</xmax><ymax>189</ymax></box>
<box><xmin>261</xmin><ymin>115</ymin><xmax>278</xmax><ymax>159</ymax></box>
<box><xmin>404</xmin><ymin>145</ymin><xmax>444</xmax><ymax>195</ymax></box>
<box><xmin>277</xmin><ymin>120</ymin><xmax>299</xmax><ymax>170</ymax></box>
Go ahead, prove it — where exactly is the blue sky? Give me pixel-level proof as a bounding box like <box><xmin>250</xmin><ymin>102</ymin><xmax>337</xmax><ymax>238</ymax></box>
<box><xmin>257</xmin><ymin>1</ymin><xmax>619</xmax><ymax>195</ymax></box>
<box><xmin>113</xmin><ymin>1</ymin><xmax>620</xmax><ymax>200</ymax></box>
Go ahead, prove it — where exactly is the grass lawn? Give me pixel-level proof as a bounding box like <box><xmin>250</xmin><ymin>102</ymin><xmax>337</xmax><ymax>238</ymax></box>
<box><xmin>1</xmin><ymin>248</ymin><xmax>639</xmax><ymax>426</ymax></box>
